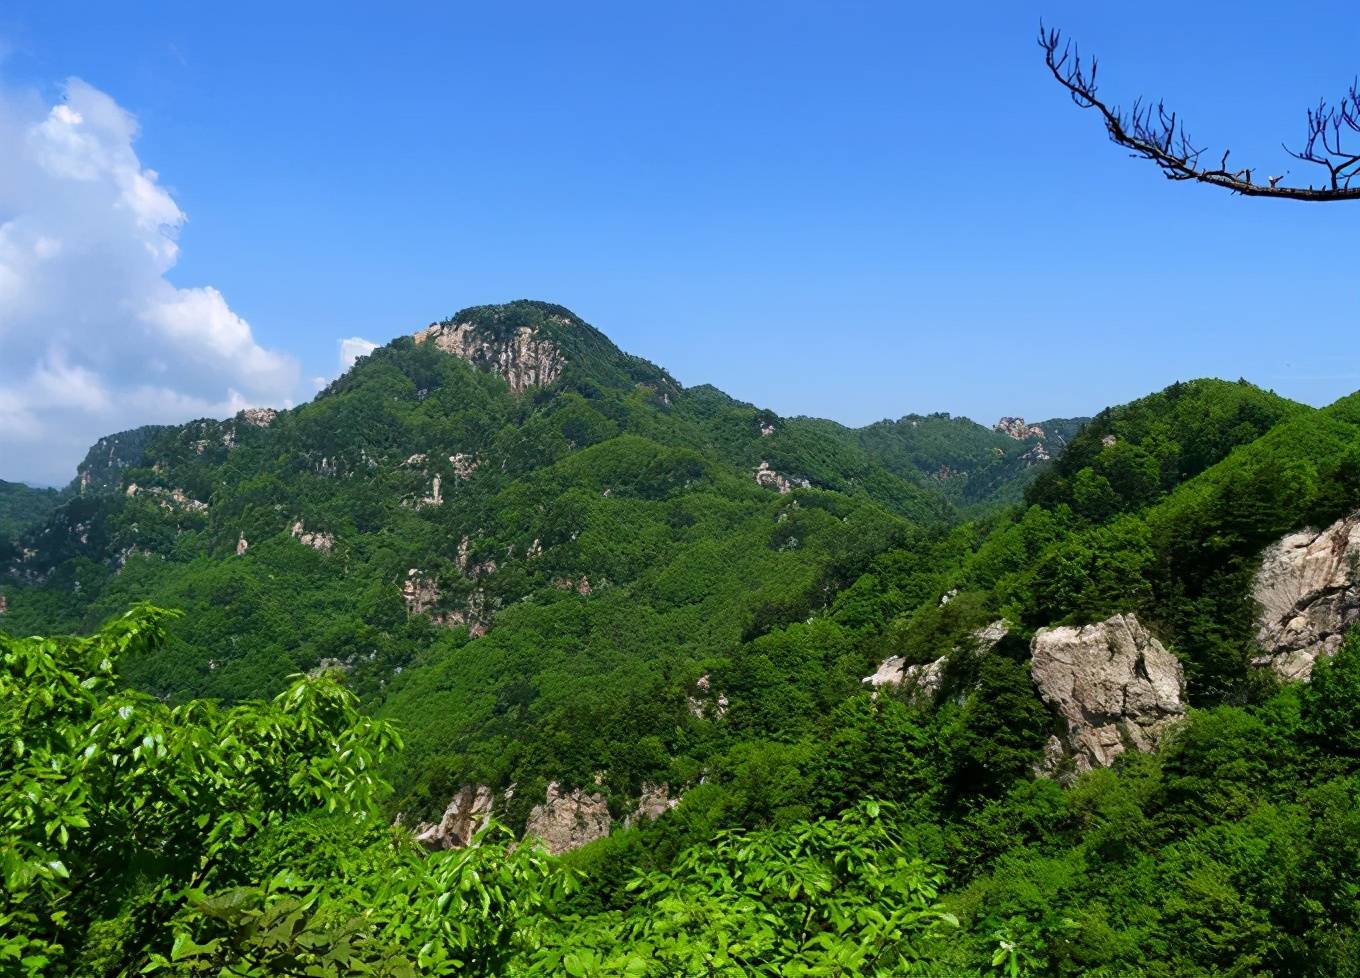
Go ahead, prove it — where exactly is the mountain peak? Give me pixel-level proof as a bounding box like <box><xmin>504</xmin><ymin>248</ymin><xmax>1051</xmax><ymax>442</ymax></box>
<box><xmin>413</xmin><ymin>300</ymin><xmax>583</xmax><ymax>394</ymax></box>
<box><xmin>413</xmin><ymin>299</ymin><xmax>673</xmax><ymax>396</ymax></box>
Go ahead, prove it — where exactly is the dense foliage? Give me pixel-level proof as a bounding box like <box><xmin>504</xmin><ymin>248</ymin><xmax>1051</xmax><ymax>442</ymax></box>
<box><xmin>0</xmin><ymin>479</ymin><xmax>61</xmax><ymax>545</ymax></box>
<box><xmin>5</xmin><ymin>302</ymin><xmax>1360</xmax><ymax>975</ymax></box>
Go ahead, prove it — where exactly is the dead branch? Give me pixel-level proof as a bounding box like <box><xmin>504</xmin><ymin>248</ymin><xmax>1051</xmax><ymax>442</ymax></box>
<box><xmin>1039</xmin><ymin>23</ymin><xmax>1360</xmax><ymax>201</ymax></box>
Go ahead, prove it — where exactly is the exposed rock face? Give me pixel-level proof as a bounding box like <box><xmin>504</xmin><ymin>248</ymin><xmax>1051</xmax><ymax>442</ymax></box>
<box><xmin>1020</xmin><ymin>443</ymin><xmax>1051</xmax><ymax>464</ymax></box>
<box><xmin>421</xmin><ymin>474</ymin><xmax>443</xmax><ymax>508</ymax></box>
<box><xmin>553</xmin><ymin>575</ymin><xmax>592</xmax><ymax>595</ymax></box>
<box><xmin>414</xmin><ymin>784</ymin><xmax>496</xmax><ymax>850</ymax></box>
<box><xmin>1252</xmin><ymin>511</ymin><xmax>1360</xmax><ymax>681</ymax></box>
<box><xmin>523</xmin><ymin>782</ymin><xmax>612</xmax><ymax>855</ymax></box>
<box><xmin>126</xmin><ymin>484</ymin><xmax>209</xmax><ymax>514</ymax></box>
<box><xmin>863</xmin><ymin>655</ymin><xmax>948</xmax><ymax>696</ymax></box>
<box><xmin>290</xmin><ymin>520</ymin><xmax>334</xmax><ymax>553</ymax></box>
<box><xmin>235</xmin><ymin>534</ymin><xmax>249</xmax><ymax>556</ymax></box>
<box><xmin>687</xmin><ymin>674</ymin><xmax>729</xmax><ymax>718</ymax></box>
<box><xmin>402</xmin><ymin>569</ymin><xmax>440</xmax><ymax>616</ymax></box>
<box><xmin>449</xmin><ymin>453</ymin><xmax>478</xmax><ymax>480</ymax></box>
<box><xmin>994</xmin><ymin>417</ymin><xmax>1046</xmax><ymax>440</ymax></box>
<box><xmin>237</xmin><ymin>407</ymin><xmax>278</xmax><ymax>428</ymax></box>
<box><xmin>402</xmin><ymin>571</ymin><xmax>493</xmax><ymax>635</ymax></box>
<box><xmin>754</xmin><ymin>461</ymin><xmax>810</xmax><ymax>494</ymax></box>
<box><xmin>1031</xmin><ymin>614</ymin><xmax>1186</xmax><ymax>773</ymax></box>
<box><xmin>0</xmin><ymin>593</ymin><xmax>7</xmax><ymax>614</ymax></box>
<box><xmin>624</xmin><ymin>783</ymin><xmax>678</xmax><ymax>829</ymax></box>
<box><xmin>863</xmin><ymin>620</ymin><xmax>1009</xmax><ymax>697</ymax></box>
<box><xmin>414</xmin><ymin>320</ymin><xmax>565</xmax><ymax>393</ymax></box>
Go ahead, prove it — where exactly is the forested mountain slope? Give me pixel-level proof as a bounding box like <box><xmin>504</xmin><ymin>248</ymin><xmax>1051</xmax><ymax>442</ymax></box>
<box><xmin>0</xmin><ymin>479</ymin><xmax>61</xmax><ymax>543</ymax></box>
<box><xmin>7</xmin><ymin>302</ymin><xmax>1360</xmax><ymax>976</ymax></box>
<box><xmin>0</xmin><ymin>302</ymin><xmax>1064</xmax><ymax>809</ymax></box>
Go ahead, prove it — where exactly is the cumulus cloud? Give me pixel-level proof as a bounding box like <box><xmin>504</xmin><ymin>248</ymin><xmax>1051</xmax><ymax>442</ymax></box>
<box><xmin>0</xmin><ymin>78</ymin><xmax>300</xmax><ymax>486</ymax></box>
<box><xmin>339</xmin><ymin>336</ymin><xmax>378</xmax><ymax>372</ymax></box>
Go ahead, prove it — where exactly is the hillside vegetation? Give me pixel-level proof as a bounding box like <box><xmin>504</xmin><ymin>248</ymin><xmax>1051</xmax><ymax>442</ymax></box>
<box><xmin>5</xmin><ymin>302</ymin><xmax>1360</xmax><ymax>976</ymax></box>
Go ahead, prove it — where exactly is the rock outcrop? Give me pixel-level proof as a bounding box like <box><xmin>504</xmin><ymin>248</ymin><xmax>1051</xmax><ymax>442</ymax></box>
<box><xmin>1030</xmin><ymin>613</ymin><xmax>1186</xmax><ymax>773</ymax></box>
<box><xmin>236</xmin><ymin>407</ymin><xmax>278</xmax><ymax>428</ymax></box>
<box><xmin>414</xmin><ymin>320</ymin><xmax>565</xmax><ymax>393</ymax></box>
<box><xmin>401</xmin><ymin>570</ymin><xmax>492</xmax><ymax>635</ymax></box>
<box><xmin>994</xmin><ymin>417</ymin><xmax>1046</xmax><ymax>441</ymax></box>
<box><xmin>687</xmin><ymin>674</ymin><xmax>729</xmax><ymax>718</ymax></box>
<box><xmin>125</xmin><ymin>484</ymin><xmax>209</xmax><ymax>514</ymax></box>
<box><xmin>1252</xmin><ymin>511</ymin><xmax>1360</xmax><ymax>681</ymax></box>
<box><xmin>449</xmin><ymin>453</ymin><xmax>478</xmax><ymax>480</ymax></box>
<box><xmin>523</xmin><ymin>782</ymin><xmax>612</xmax><ymax>855</ymax></box>
<box><xmin>754</xmin><ymin>461</ymin><xmax>810</xmax><ymax>494</ymax></box>
<box><xmin>862</xmin><ymin>619</ymin><xmax>1009</xmax><ymax>698</ymax></box>
<box><xmin>290</xmin><ymin>520</ymin><xmax>334</xmax><ymax>552</ymax></box>
<box><xmin>402</xmin><ymin>569</ymin><xmax>440</xmax><ymax>616</ymax></box>
<box><xmin>624</xmin><ymin>783</ymin><xmax>678</xmax><ymax>828</ymax></box>
<box><xmin>413</xmin><ymin>784</ymin><xmax>496</xmax><ymax>850</ymax></box>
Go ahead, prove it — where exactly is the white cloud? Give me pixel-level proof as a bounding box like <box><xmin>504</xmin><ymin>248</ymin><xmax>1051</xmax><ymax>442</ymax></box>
<box><xmin>339</xmin><ymin>336</ymin><xmax>378</xmax><ymax>372</ymax></box>
<box><xmin>0</xmin><ymin>78</ymin><xmax>300</xmax><ymax>486</ymax></box>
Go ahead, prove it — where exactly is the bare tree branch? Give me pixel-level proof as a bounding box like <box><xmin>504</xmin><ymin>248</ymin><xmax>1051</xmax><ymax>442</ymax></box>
<box><xmin>1039</xmin><ymin>23</ymin><xmax>1360</xmax><ymax>201</ymax></box>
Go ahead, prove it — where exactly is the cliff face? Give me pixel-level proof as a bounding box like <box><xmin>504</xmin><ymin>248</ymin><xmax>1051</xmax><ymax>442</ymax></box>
<box><xmin>523</xmin><ymin>782</ymin><xmax>613</xmax><ymax>855</ymax></box>
<box><xmin>1031</xmin><ymin>613</ymin><xmax>1186</xmax><ymax>774</ymax></box>
<box><xmin>414</xmin><ymin>319</ymin><xmax>566</xmax><ymax>394</ymax></box>
<box><xmin>413</xmin><ymin>784</ymin><xmax>496</xmax><ymax>850</ymax></box>
<box><xmin>1253</xmin><ymin>511</ymin><xmax>1360</xmax><ymax>680</ymax></box>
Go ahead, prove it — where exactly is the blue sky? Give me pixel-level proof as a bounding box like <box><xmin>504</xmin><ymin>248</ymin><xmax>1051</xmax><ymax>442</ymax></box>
<box><xmin>1</xmin><ymin>1</ymin><xmax>1358</xmax><ymax>484</ymax></box>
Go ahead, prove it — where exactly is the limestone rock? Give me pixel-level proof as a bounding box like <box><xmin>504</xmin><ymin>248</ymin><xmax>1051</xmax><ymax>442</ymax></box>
<box><xmin>1031</xmin><ymin>613</ymin><xmax>1185</xmax><ymax>772</ymax></box>
<box><xmin>1252</xmin><ymin>511</ymin><xmax>1360</xmax><ymax>681</ymax></box>
<box><xmin>414</xmin><ymin>320</ymin><xmax>565</xmax><ymax>393</ymax></box>
<box><xmin>1020</xmin><ymin>443</ymin><xmax>1051</xmax><ymax>464</ymax></box>
<box><xmin>401</xmin><ymin>571</ymin><xmax>493</xmax><ymax>634</ymax></box>
<box><xmin>523</xmin><ymin>781</ymin><xmax>612</xmax><ymax>855</ymax></box>
<box><xmin>414</xmin><ymin>784</ymin><xmax>496</xmax><ymax>850</ymax></box>
<box><xmin>235</xmin><ymin>533</ymin><xmax>248</xmax><ymax>556</ymax></box>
